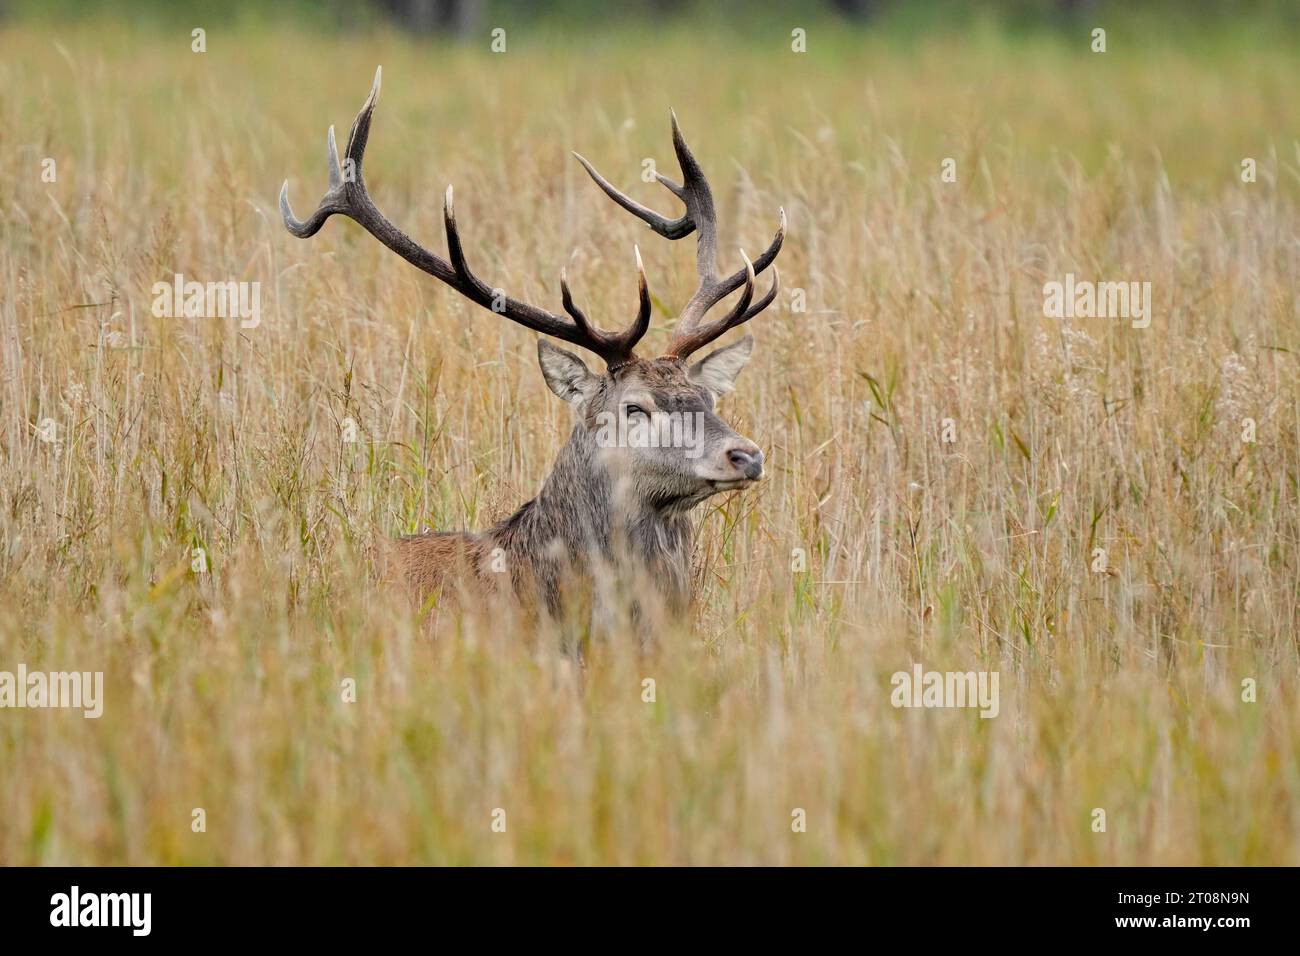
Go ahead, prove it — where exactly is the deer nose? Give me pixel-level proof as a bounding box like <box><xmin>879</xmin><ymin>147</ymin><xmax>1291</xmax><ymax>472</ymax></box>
<box><xmin>726</xmin><ymin>444</ymin><xmax>764</xmax><ymax>480</ymax></box>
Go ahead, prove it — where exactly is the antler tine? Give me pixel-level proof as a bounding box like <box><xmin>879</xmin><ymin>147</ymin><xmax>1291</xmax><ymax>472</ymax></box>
<box><xmin>279</xmin><ymin>67</ymin><xmax>384</xmax><ymax>239</ymax></box>
<box><xmin>574</xmin><ymin>110</ymin><xmax>785</xmax><ymax>359</ymax></box>
<box><xmin>279</xmin><ymin>124</ymin><xmax>345</xmax><ymax>239</ymax></box>
<box><xmin>668</xmin><ymin>250</ymin><xmax>777</xmax><ymax>358</ymax></box>
<box><xmin>572</xmin><ymin>152</ymin><xmax>695</xmax><ymax>240</ymax></box>
<box><xmin>281</xmin><ymin>67</ymin><xmax>651</xmax><ymax>367</ymax></box>
<box><xmin>666</xmin><ymin>109</ymin><xmax>719</xmax><ymax>287</ymax></box>
<box><xmin>743</xmin><ymin>265</ymin><xmax>780</xmax><ymax>321</ymax></box>
<box><xmin>442</xmin><ymin>184</ymin><xmax>498</xmax><ymax>305</ymax></box>
<box><xmin>628</xmin><ymin>244</ymin><xmax>652</xmax><ymax>353</ymax></box>
<box><xmin>557</xmin><ymin>246</ymin><xmax>652</xmax><ymax>366</ymax></box>
<box><xmin>680</xmin><ymin>205</ymin><xmax>784</xmax><ymax>327</ymax></box>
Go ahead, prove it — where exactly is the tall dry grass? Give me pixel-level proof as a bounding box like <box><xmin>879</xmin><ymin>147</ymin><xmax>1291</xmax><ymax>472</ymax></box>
<box><xmin>0</xmin><ymin>18</ymin><xmax>1297</xmax><ymax>864</ymax></box>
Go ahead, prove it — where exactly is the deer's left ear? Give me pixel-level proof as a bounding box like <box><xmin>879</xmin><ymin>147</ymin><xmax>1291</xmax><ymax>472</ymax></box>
<box><xmin>538</xmin><ymin>340</ymin><xmax>599</xmax><ymax>405</ymax></box>
<box><xmin>687</xmin><ymin>334</ymin><xmax>754</xmax><ymax>397</ymax></box>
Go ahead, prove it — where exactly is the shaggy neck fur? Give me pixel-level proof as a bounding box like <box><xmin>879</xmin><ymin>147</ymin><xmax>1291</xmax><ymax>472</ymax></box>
<box><xmin>487</xmin><ymin>425</ymin><xmax>694</xmax><ymax>620</ymax></box>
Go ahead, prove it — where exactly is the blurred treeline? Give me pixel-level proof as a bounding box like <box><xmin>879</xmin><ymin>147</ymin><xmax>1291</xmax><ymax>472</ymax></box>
<box><xmin>4</xmin><ymin>0</ymin><xmax>1298</xmax><ymax>38</ymax></box>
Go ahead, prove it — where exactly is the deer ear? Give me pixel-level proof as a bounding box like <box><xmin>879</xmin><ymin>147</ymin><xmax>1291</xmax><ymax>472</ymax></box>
<box><xmin>687</xmin><ymin>334</ymin><xmax>754</xmax><ymax>397</ymax></box>
<box><xmin>538</xmin><ymin>340</ymin><xmax>598</xmax><ymax>404</ymax></box>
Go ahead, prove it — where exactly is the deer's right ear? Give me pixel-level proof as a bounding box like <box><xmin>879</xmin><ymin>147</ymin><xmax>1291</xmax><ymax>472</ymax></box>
<box><xmin>538</xmin><ymin>341</ymin><xmax>599</xmax><ymax>405</ymax></box>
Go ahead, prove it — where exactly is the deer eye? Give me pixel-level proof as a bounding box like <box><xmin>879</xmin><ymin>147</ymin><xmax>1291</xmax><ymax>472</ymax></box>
<box><xmin>624</xmin><ymin>403</ymin><xmax>647</xmax><ymax>419</ymax></box>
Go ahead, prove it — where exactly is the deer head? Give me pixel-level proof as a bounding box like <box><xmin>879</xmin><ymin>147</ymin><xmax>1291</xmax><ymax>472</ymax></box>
<box><xmin>281</xmin><ymin>67</ymin><xmax>784</xmax><ymax>518</ymax></box>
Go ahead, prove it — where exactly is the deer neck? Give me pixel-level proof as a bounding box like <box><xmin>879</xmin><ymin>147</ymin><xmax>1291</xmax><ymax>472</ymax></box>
<box><xmin>490</xmin><ymin>426</ymin><xmax>694</xmax><ymax>607</ymax></box>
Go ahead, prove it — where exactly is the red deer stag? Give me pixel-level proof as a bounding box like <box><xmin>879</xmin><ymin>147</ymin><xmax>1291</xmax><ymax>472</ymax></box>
<box><xmin>281</xmin><ymin>69</ymin><xmax>784</xmax><ymax>632</ymax></box>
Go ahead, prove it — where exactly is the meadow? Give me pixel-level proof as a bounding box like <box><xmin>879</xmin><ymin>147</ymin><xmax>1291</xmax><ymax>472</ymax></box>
<box><xmin>0</xmin><ymin>12</ymin><xmax>1297</xmax><ymax>864</ymax></box>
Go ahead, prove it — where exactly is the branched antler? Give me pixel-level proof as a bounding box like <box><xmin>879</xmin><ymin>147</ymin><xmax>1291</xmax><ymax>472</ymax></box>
<box><xmin>573</xmin><ymin>110</ymin><xmax>784</xmax><ymax>358</ymax></box>
<box><xmin>281</xmin><ymin>67</ymin><xmax>650</xmax><ymax>366</ymax></box>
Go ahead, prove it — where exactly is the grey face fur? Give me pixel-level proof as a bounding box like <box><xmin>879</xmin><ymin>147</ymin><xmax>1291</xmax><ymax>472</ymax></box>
<box><xmin>537</xmin><ymin>335</ymin><xmax>764</xmax><ymax>513</ymax></box>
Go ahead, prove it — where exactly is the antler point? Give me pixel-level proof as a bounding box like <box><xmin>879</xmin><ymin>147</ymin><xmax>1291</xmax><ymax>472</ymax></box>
<box><xmin>361</xmin><ymin>66</ymin><xmax>382</xmax><ymax>113</ymax></box>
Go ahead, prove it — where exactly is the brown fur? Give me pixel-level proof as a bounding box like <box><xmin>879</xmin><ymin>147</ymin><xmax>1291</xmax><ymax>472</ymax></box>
<box><xmin>386</xmin><ymin>531</ymin><xmax>489</xmax><ymax>607</ymax></box>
